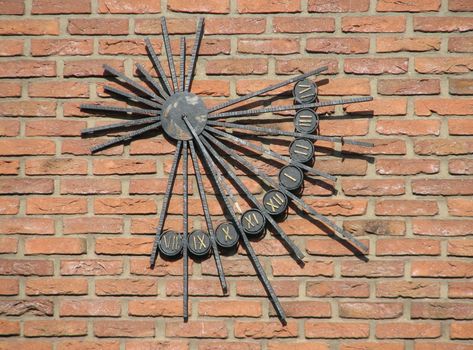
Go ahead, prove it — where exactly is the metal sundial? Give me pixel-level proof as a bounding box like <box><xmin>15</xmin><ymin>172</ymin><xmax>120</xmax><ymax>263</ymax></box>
<box><xmin>80</xmin><ymin>17</ymin><xmax>374</xmax><ymax>324</ymax></box>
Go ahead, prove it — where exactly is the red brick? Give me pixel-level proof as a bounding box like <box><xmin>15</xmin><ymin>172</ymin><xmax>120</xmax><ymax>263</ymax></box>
<box><xmin>95</xmin><ymin>237</ymin><xmax>152</xmax><ymax>255</ymax></box>
<box><xmin>60</xmin><ymin>299</ymin><xmax>121</xmax><ymax>317</ymax></box>
<box><xmin>339</xmin><ymin>302</ymin><xmax>403</xmax><ymax>319</ymax></box>
<box><xmin>450</xmin><ymin>79</ymin><xmax>473</xmax><ymax>95</ymax></box>
<box><xmin>199</xmin><ymin>301</ymin><xmax>262</xmax><ymax>317</ymax></box>
<box><xmin>412</xmin><ymin>302</ymin><xmax>473</xmax><ymax>320</ymax></box>
<box><xmin>93</xmin><ymin>159</ymin><xmax>155</xmax><ymax>175</ymax></box>
<box><xmin>416</xmin><ymin>342</ymin><xmax>473</xmax><ymax>350</ymax></box>
<box><xmin>449</xmin><ymin>37</ymin><xmax>473</xmax><ymax>53</ymax></box>
<box><xmin>414</xmin><ymin>17</ymin><xmax>473</xmax><ymax>32</ymax></box>
<box><xmin>273</xmin><ymin>17</ymin><xmax>334</xmax><ymax>33</ymax></box>
<box><xmin>206</xmin><ymin>58</ymin><xmax>268</xmax><ymax>75</ymax></box>
<box><xmin>167</xmin><ymin>279</ymin><xmax>224</xmax><ymax>297</ymax></box>
<box><xmin>31</xmin><ymin>39</ymin><xmax>93</xmax><ymax>56</ymax></box>
<box><xmin>26</xmin><ymin>120</ymin><xmax>86</xmax><ymax>137</ymax></box>
<box><xmin>302</xmin><ymin>199</ymin><xmax>366</xmax><ymax>216</ymax></box>
<box><xmin>191</xmin><ymin>80</ymin><xmax>230</xmax><ymax>96</ymax></box>
<box><xmin>449</xmin><ymin>119</ymin><xmax>473</xmax><ymax>135</ymax></box>
<box><xmin>341</xmin><ymin>260</ymin><xmax>404</xmax><ymax>277</ymax></box>
<box><xmin>376</xmin><ymin>322</ymin><xmax>441</xmax><ymax>339</ymax></box>
<box><xmin>0</xmin><ymin>178</ymin><xmax>53</xmax><ymax>194</ymax></box>
<box><xmin>306</xmin><ymin>238</ymin><xmax>369</xmax><ymax>256</ymax></box>
<box><xmin>29</xmin><ymin>81</ymin><xmax>88</xmax><ymax>98</ymax></box>
<box><xmin>68</xmin><ymin>19</ymin><xmax>128</xmax><ymax>35</ymax></box>
<box><xmin>377</xmin><ymin>37</ymin><xmax>440</xmax><ymax>52</ymax></box>
<box><xmin>0</xmin><ymin>259</ymin><xmax>53</xmax><ymax>276</ymax></box>
<box><xmin>449</xmin><ymin>282</ymin><xmax>473</xmax><ymax>298</ymax></box>
<box><xmin>449</xmin><ymin>199</ymin><xmax>473</xmax><ymax>216</ymax></box>
<box><xmin>317</xmin><ymin>159</ymin><xmax>368</xmax><ymax>176</ymax></box>
<box><xmin>413</xmin><ymin>219</ymin><xmax>473</xmax><ymax>236</ymax></box>
<box><xmin>341</xmin><ymin>343</ymin><xmax>403</xmax><ymax>350</ymax></box>
<box><xmin>320</xmin><ymin>119</ymin><xmax>369</xmax><ymax>137</ymax></box>
<box><xmin>0</xmin><ymin>237</ymin><xmax>17</xmax><ymax>253</ymax></box>
<box><xmin>128</xmin><ymin>341</ymin><xmax>187</xmax><ymax>350</ymax></box>
<box><xmin>0</xmin><ymin>342</ymin><xmax>51</xmax><ymax>350</ymax></box>
<box><xmin>32</xmin><ymin>0</ymin><xmax>91</xmax><ymax>14</ymax></box>
<box><xmin>27</xmin><ymin>197</ymin><xmax>87</xmax><ymax>215</ymax></box>
<box><xmin>270</xmin><ymin>301</ymin><xmax>331</xmax><ymax>318</ymax></box>
<box><xmin>448</xmin><ymin>240</ymin><xmax>473</xmax><ymax>257</ymax></box>
<box><xmin>0</xmin><ymin>0</ymin><xmax>24</xmax><ymax>14</ymax></box>
<box><xmin>378</xmin><ymin>79</ymin><xmax>440</xmax><ymax>95</ymax></box>
<box><xmin>317</xmin><ymin>78</ymin><xmax>370</xmax><ymax>96</ymax></box>
<box><xmin>415</xmin><ymin>139</ymin><xmax>473</xmax><ymax>156</ymax></box>
<box><xmin>134</xmin><ymin>18</ymin><xmax>196</xmax><ymax>35</ymax></box>
<box><xmin>412</xmin><ymin>260</ymin><xmax>473</xmax><ymax>278</ymax></box>
<box><xmin>58</xmin><ymin>342</ymin><xmax>120</xmax><ymax>350</ymax></box>
<box><xmin>63</xmin><ymin>59</ymin><xmax>123</xmax><ymax>77</ymax></box>
<box><xmin>94</xmin><ymin>198</ymin><xmax>156</xmax><ymax>215</ymax></box>
<box><xmin>236</xmin><ymin>280</ymin><xmax>298</xmax><ymax>298</ymax></box>
<box><xmin>0</xmin><ymin>197</ymin><xmax>19</xmax><ymax>215</ymax></box>
<box><xmin>376</xmin><ymin>238</ymin><xmax>440</xmax><ymax>256</ymax></box>
<box><xmin>62</xmin><ymin>138</ymin><xmax>124</xmax><ymax>156</ymax></box>
<box><xmin>305</xmin><ymin>322</ymin><xmax>369</xmax><ymax>338</ymax></box>
<box><xmin>26</xmin><ymin>278</ymin><xmax>88</xmax><ymax>296</ymax></box>
<box><xmin>416</xmin><ymin>58</ymin><xmax>473</xmax><ymax>74</ymax></box>
<box><xmin>342</xmin><ymin>17</ymin><xmax>406</xmax><ymax>33</ymax></box>
<box><xmin>205</xmin><ymin>18</ymin><xmax>266</xmax><ymax>35</ymax></box>
<box><xmin>345</xmin><ymin>58</ymin><xmax>408</xmax><ymax>75</ymax></box>
<box><xmin>450</xmin><ymin>0</ymin><xmax>473</xmax><ymax>11</ymax></box>
<box><xmin>0</xmin><ymin>160</ymin><xmax>19</xmax><ymax>175</ymax></box>
<box><xmin>238</xmin><ymin>0</ymin><xmax>300</xmax><ymax>13</ymax></box>
<box><xmin>377</xmin><ymin>0</ymin><xmax>439</xmax><ymax>12</ymax></box>
<box><xmin>276</xmin><ymin>58</ymin><xmax>338</xmax><ymax>75</ymax></box>
<box><xmin>416</xmin><ymin>99</ymin><xmax>473</xmax><ymax>116</ymax></box>
<box><xmin>168</xmin><ymin>0</ymin><xmax>228</xmax><ymax>13</ymax></box>
<box><xmin>131</xmin><ymin>259</ymin><xmax>185</xmax><ymax>276</ymax></box>
<box><xmin>272</xmin><ymin>259</ymin><xmax>333</xmax><ymax>277</ymax></box>
<box><xmin>377</xmin><ymin>281</ymin><xmax>440</xmax><ymax>298</ymax></box>
<box><xmin>0</xmin><ymin>39</ymin><xmax>23</xmax><ymax>56</ymax></box>
<box><xmin>98</xmin><ymin>0</ymin><xmax>160</xmax><ymax>13</ymax></box>
<box><xmin>0</xmin><ymin>120</ymin><xmax>19</xmax><ymax>136</ymax></box>
<box><xmin>0</xmin><ymin>101</ymin><xmax>56</xmax><ymax>117</ymax></box>
<box><xmin>61</xmin><ymin>259</ymin><xmax>123</xmax><ymax>276</ymax></box>
<box><xmin>238</xmin><ymin>39</ymin><xmax>300</xmax><ymax>55</ymax></box>
<box><xmin>0</xmin><ymin>279</ymin><xmax>19</xmax><ymax>295</ymax></box>
<box><xmin>202</xmin><ymin>258</ymin><xmax>255</xmax><ymax>277</ymax></box>
<box><xmin>128</xmin><ymin>300</ymin><xmax>183</xmax><ymax>317</ymax></box>
<box><xmin>24</xmin><ymin>320</ymin><xmax>87</xmax><ymax>337</ymax></box>
<box><xmin>307</xmin><ymin>37</ymin><xmax>369</xmax><ymax>54</ymax></box>
<box><xmin>63</xmin><ymin>217</ymin><xmax>123</xmax><ymax>234</ymax></box>
<box><xmin>0</xmin><ymin>82</ymin><xmax>21</xmax><ymax>97</ymax></box>
<box><xmin>413</xmin><ymin>179</ymin><xmax>473</xmax><ymax>196</ymax></box>
<box><xmin>0</xmin><ymin>60</ymin><xmax>55</xmax><ymax>78</ymax></box>
<box><xmin>309</xmin><ymin>0</ymin><xmax>369</xmax><ymax>12</ymax></box>
<box><xmin>0</xmin><ymin>299</ymin><xmax>53</xmax><ymax>316</ymax></box>
<box><xmin>96</xmin><ymin>279</ymin><xmax>157</xmax><ymax>296</ymax></box>
<box><xmin>0</xmin><ymin>320</ymin><xmax>19</xmax><ymax>336</ymax></box>
<box><xmin>376</xmin><ymin>200</ymin><xmax>438</xmax><ymax>216</ymax></box>
<box><xmin>344</xmin><ymin>99</ymin><xmax>407</xmax><ymax>116</ymax></box>
<box><xmin>377</xmin><ymin>120</ymin><xmax>440</xmax><ymax>136</ymax></box>
<box><xmin>342</xmin><ymin>179</ymin><xmax>404</xmax><ymax>196</ymax></box>
<box><xmin>94</xmin><ymin>320</ymin><xmax>155</xmax><ymax>338</ymax></box>
<box><xmin>25</xmin><ymin>238</ymin><xmax>86</xmax><ymax>255</ymax></box>
<box><xmin>235</xmin><ymin>321</ymin><xmax>297</xmax><ymax>338</ymax></box>
<box><xmin>0</xmin><ymin>20</ymin><xmax>59</xmax><ymax>35</ymax></box>
<box><xmin>129</xmin><ymin>139</ymin><xmax>176</xmax><ymax>155</ymax></box>
<box><xmin>166</xmin><ymin>321</ymin><xmax>227</xmax><ymax>338</ymax></box>
<box><xmin>451</xmin><ymin>322</ymin><xmax>473</xmax><ymax>339</ymax></box>
<box><xmin>61</xmin><ymin>178</ymin><xmax>121</xmax><ymax>195</ymax></box>
<box><xmin>307</xmin><ymin>281</ymin><xmax>369</xmax><ymax>298</ymax></box>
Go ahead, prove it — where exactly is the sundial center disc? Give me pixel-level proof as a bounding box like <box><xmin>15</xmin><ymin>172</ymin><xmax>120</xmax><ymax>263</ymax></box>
<box><xmin>161</xmin><ymin>92</ymin><xmax>208</xmax><ymax>141</ymax></box>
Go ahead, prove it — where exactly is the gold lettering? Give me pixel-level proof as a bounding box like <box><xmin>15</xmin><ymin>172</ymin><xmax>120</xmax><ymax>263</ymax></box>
<box><xmin>244</xmin><ymin>212</ymin><xmax>259</xmax><ymax>228</ymax></box>
<box><xmin>196</xmin><ymin>234</ymin><xmax>207</xmax><ymax>249</ymax></box>
<box><xmin>222</xmin><ymin>225</ymin><xmax>232</xmax><ymax>241</ymax></box>
<box><xmin>283</xmin><ymin>172</ymin><xmax>297</xmax><ymax>182</ymax></box>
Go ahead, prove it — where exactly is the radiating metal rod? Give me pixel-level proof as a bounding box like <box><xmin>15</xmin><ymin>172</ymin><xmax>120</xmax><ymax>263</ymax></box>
<box><xmin>208</xmin><ymin>120</ymin><xmax>374</xmax><ymax>147</ymax></box>
<box><xmin>208</xmin><ymin>66</ymin><xmax>329</xmax><ymax>113</ymax></box>
<box><xmin>91</xmin><ymin>122</ymin><xmax>162</xmax><ymax>153</ymax></box>
<box><xmin>188</xmin><ymin>140</ymin><xmax>227</xmax><ymax>293</ymax></box>
<box><xmin>81</xmin><ymin>117</ymin><xmax>160</xmax><ymax>136</ymax></box>
<box><xmin>135</xmin><ymin>63</ymin><xmax>170</xmax><ymax>99</ymax></box>
<box><xmin>144</xmin><ymin>37</ymin><xmax>174</xmax><ymax>95</ymax></box>
<box><xmin>150</xmin><ymin>141</ymin><xmax>183</xmax><ymax>266</ymax></box>
<box><xmin>200</xmin><ymin>135</ymin><xmax>305</xmax><ymax>261</ymax></box>
<box><xmin>103</xmin><ymin>64</ymin><xmax>161</xmax><ymax>102</ymax></box>
<box><xmin>185</xmin><ymin>18</ymin><xmax>204</xmax><ymax>92</ymax></box>
<box><xmin>183</xmin><ymin>117</ymin><xmax>287</xmax><ymax>324</ymax></box>
<box><xmin>206</xmin><ymin>126</ymin><xmax>337</xmax><ymax>182</ymax></box>
<box><xmin>104</xmin><ymin>85</ymin><xmax>163</xmax><ymax>108</ymax></box>
<box><xmin>209</xmin><ymin>96</ymin><xmax>374</xmax><ymax>120</ymax></box>
<box><xmin>161</xmin><ymin>17</ymin><xmax>179</xmax><ymax>92</ymax></box>
<box><xmin>203</xmin><ymin>131</ymin><xmax>368</xmax><ymax>253</ymax></box>
<box><xmin>80</xmin><ymin>104</ymin><xmax>158</xmax><ymax>116</ymax></box>
<box><xmin>182</xmin><ymin>141</ymin><xmax>189</xmax><ymax>321</ymax></box>
<box><xmin>180</xmin><ymin>37</ymin><xmax>186</xmax><ymax>92</ymax></box>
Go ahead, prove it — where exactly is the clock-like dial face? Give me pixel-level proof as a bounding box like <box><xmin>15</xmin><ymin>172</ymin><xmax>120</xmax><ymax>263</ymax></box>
<box><xmin>80</xmin><ymin>17</ymin><xmax>373</xmax><ymax>324</ymax></box>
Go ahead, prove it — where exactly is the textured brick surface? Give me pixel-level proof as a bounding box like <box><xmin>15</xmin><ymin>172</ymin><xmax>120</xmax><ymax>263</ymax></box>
<box><xmin>0</xmin><ymin>0</ymin><xmax>472</xmax><ymax>347</ymax></box>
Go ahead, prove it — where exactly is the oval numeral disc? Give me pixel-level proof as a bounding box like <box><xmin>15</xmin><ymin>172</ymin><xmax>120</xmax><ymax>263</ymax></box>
<box><xmin>215</xmin><ymin>222</ymin><xmax>239</xmax><ymax>249</ymax></box>
<box><xmin>294</xmin><ymin>108</ymin><xmax>319</xmax><ymax>134</ymax></box>
<box><xmin>241</xmin><ymin>209</ymin><xmax>266</xmax><ymax>237</ymax></box>
<box><xmin>263</xmin><ymin>189</ymin><xmax>288</xmax><ymax>216</ymax></box>
<box><xmin>159</xmin><ymin>230</ymin><xmax>183</xmax><ymax>259</ymax></box>
<box><xmin>293</xmin><ymin>78</ymin><xmax>317</xmax><ymax>104</ymax></box>
<box><xmin>289</xmin><ymin>138</ymin><xmax>314</xmax><ymax>164</ymax></box>
<box><xmin>279</xmin><ymin>165</ymin><xmax>304</xmax><ymax>191</ymax></box>
<box><xmin>188</xmin><ymin>230</ymin><xmax>211</xmax><ymax>257</ymax></box>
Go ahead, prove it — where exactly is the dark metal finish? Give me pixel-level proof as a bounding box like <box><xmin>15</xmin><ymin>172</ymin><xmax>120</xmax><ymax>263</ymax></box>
<box><xmin>188</xmin><ymin>230</ymin><xmax>211</xmax><ymax>257</ymax></box>
<box><xmin>263</xmin><ymin>189</ymin><xmax>288</xmax><ymax>216</ymax></box>
<box><xmin>161</xmin><ymin>17</ymin><xmax>179</xmax><ymax>92</ymax></box>
<box><xmin>159</xmin><ymin>230</ymin><xmax>183</xmax><ymax>258</ymax></box>
<box><xmin>144</xmin><ymin>37</ymin><xmax>173</xmax><ymax>95</ymax></box>
<box><xmin>294</xmin><ymin>108</ymin><xmax>319</xmax><ymax>134</ymax></box>
<box><xmin>289</xmin><ymin>138</ymin><xmax>314</xmax><ymax>164</ymax></box>
<box><xmin>185</xmin><ymin>18</ymin><xmax>204</xmax><ymax>92</ymax></box>
<box><xmin>209</xmin><ymin>96</ymin><xmax>373</xmax><ymax>120</ymax></box>
<box><xmin>206</xmin><ymin>126</ymin><xmax>337</xmax><ymax>182</ymax></box>
<box><xmin>241</xmin><ymin>209</ymin><xmax>266</xmax><ymax>237</ymax></box>
<box><xmin>150</xmin><ymin>141</ymin><xmax>183</xmax><ymax>266</ymax></box>
<box><xmin>81</xmin><ymin>117</ymin><xmax>160</xmax><ymax>136</ymax></box>
<box><xmin>161</xmin><ymin>92</ymin><xmax>208</xmax><ymax>141</ymax></box>
<box><xmin>208</xmin><ymin>66</ymin><xmax>328</xmax><ymax>113</ymax></box>
<box><xmin>293</xmin><ymin>78</ymin><xmax>317</xmax><ymax>104</ymax></box>
<box><xmin>136</xmin><ymin>63</ymin><xmax>170</xmax><ymax>99</ymax></box>
<box><xmin>80</xmin><ymin>104</ymin><xmax>158</xmax><ymax>116</ymax></box>
<box><xmin>104</xmin><ymin>85</ymin><xmax>163</xmax><ymax>108</ymax></box>
<box><xmin>188</xmin><ymin>140</ymin><xmax>227</xmax><ymax>293</ymax></box>
<box><xmin>182</xmin><ymin>141</ymin><xmax>189</xmax><ymax>321</ymax></box>
<box><xmin>215</xmin><ymin>222</ymin><xmax>239</xmax><ymax>249</ymax></box>
<box><xmin>279</xmin><ymin>165</ymin><xmax>304</xmax><ymax>191</ymax></box>
<box><xmin>180</xmin><ymin>37</ymin><xmax>186</xmax><ymax>92</ymax></box>
<box><xmin>90</xmin><ymin>122</ymin><xmax>161</xmax><ymax>153</ymax></box>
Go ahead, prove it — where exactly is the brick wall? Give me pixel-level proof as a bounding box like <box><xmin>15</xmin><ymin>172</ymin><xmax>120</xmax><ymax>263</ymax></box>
<box><xmin>1</xmin><ymin>0</ymin><xmax>473</xmax><ymax>349</ymax></box>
